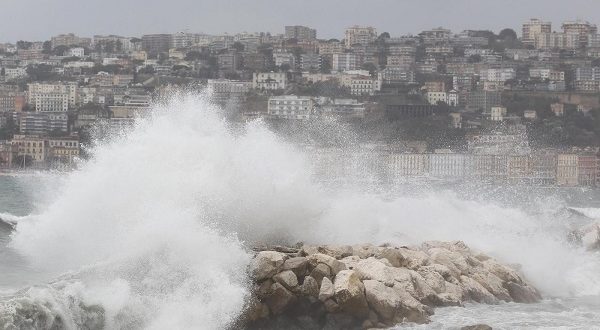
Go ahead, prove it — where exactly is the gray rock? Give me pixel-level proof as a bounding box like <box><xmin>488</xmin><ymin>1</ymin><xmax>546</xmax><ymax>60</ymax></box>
<box><xmin>319</xmin><ymin>277</ymin><xmax>334</xmax><ymax>302</ymax></box>
<box><xmin>283</xmin><ymin>257</ymin><xmax>308</xmax><ymax>277</ymax></box>
<box><xmin>250</xmin><ymin>251</ymin><xmax>287</xmax><ymax>281</ymax></box>
<box><xmin>378</xmin><ymin>247</ymin><xmax>407</xmax><ymax>267</ymax></box>
<box><xmin>333</xmin><ymin>270</ymin><xmax>369</xmax><ymax>317</ymax></box>
<box><xmin>265</xmin><ymin>282</ymin><xmax>297</xmax><ymax>315</ymax></box>
<box><xmin>300</xmin><ymin>276</ymin><xmax>319</xmax><ymax>298</ymax></box>
<box><xmin>310</xmin><ymin>263</ymin><xmax>331</xmax><ymax>285</ymax></box>
<box><xmin>307</xmin><ymin>253</ymin><xmax>347</xmax><ymax>275</ymax></box>
<box><xmin>363</xmin><ymin>279</ymin><xmax>401</xmax><ymax>321</ymax></box>
<box><xmin>460</xmin><ymin>275</ymin><xmax>498</xmax><ymax>304</ymax></box>
<box><xmin>505</xmin><ymin>281</ymin><xmax>540</xmax><ymax>303</ymax></box>
<box><xmin>273</xmin><ymin>270</ymin><xmax>299</xmax><ymax>291</ymax></box>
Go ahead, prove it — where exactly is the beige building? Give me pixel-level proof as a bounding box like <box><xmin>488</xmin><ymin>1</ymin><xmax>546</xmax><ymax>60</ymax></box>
<box><xmin>48</xmin><ymin>137</ymin><xmax>80</xmax><ymax>165</ymax></box>
<box><xmin>11</xmin><ymin>135</ymin><xmax>47</xmax><ymax>165</ymax></box>
<box><xmin>350</xmin><ymin>76</ymin><xmax>381</xmax><ymax>96</ymax></box>
<box><xmin>522</xmin><ymin>19</ymin><xmax>551</xmax><ymax>47</ymax></box>
<box><xmin>344</xmin><ymin>26</ymin><xmax>377</xmax><ymax>48</ymax></box>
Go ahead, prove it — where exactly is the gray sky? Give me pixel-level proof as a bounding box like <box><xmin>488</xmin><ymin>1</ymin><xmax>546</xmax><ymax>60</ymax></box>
<box><xmin>1</xmin><ymin>0</ymin><xmax>599</xmax><ymax>43</ymax></box>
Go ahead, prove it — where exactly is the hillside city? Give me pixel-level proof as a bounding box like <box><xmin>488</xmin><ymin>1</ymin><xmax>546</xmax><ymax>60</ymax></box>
<box><xmin>0</xmin><ymin>20</ymin><xmax>599</xmax><ymax>186</ymax></box>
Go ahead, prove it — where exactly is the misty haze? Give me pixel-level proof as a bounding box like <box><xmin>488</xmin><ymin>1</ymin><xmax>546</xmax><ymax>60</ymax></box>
<box><xmin>0</xmin><ymin>1</ymin><xmax>599</xmax><ymax>330</ymax></box>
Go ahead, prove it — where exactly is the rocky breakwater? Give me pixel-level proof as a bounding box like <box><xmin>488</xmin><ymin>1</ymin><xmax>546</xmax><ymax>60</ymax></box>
<box><xmin>242</xmin><ymin>241</ymin><xmax>540</xmax><ymax>329</ymax></box>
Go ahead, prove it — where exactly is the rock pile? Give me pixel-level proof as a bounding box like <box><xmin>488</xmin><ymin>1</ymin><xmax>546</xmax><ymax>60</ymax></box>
<box><xmin>242</xmin><ymin>241</ymin><xmax>540</xmax><ymax>329</ymax></box>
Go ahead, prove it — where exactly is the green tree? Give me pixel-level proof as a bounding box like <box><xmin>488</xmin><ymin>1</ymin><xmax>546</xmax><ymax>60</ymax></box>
<box><xmin>52</xmin><ymin>45</ymin><xmax>69</xmax><ymax>56</ymax></box>
<box><xmin>498</xmin><ymin>28</ymin><xmax>518</xmax><ymax>41</ymax></box>
<box><xmin>16</xmin><ymin>41</ymin><xmax>32</xmax><ymax>50</ymax></box>
<box><xmin>42</xmin><ymin>41</ymin><xmax>52</xmax><ymax>54</ymax></box>
<box><xmin>232</xmin><ymin>42</ymin><xmax>245</xmax><ymax>52</ymax></box>
<box><xmin>361</xmin><ymin>62</ymin><xmax>377</xmax><ymax>76</ymax></box>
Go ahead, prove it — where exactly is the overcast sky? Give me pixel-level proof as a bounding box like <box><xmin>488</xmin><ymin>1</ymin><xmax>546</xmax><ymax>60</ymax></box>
<box><xmin>1</xmin><ymin>0</ymin><xmax>599</xmax><ymax>42</ymax></box>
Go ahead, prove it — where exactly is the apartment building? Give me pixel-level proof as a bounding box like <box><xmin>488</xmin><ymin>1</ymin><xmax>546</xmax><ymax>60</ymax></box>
<box><xmin>28</xmin><ymin>82</ymin><xmax>78</xmax><ymax>112</ymax></box>
<box><xmin>332</xmin><ymin>53</ymin><xmax>360</xmax><ymax>72</ymax></box>
<box><xmin>557</xmin><ymin>154</ymin><xmax>579</xmax><ymax>186</ymax></box>
<box><xmin>284</xmin><ymin>26</ymin><xmax>317</xmax><ymax>41</ymax></box>
<box><xmin>522</xmin><ymin>19</ymin><xmax>551</xmax><ymax>47</ymax></box>
<box><xmin>18</xmin><ymin>112</ymin><xmax>68</xmax><ymax>135</ymax></box>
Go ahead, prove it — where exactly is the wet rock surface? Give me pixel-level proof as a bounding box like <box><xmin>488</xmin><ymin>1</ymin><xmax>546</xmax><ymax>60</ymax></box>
<box><xmin>243</xmin><ymin>241</ymin><xmax>540</xmax><ymax>329</ymax></box>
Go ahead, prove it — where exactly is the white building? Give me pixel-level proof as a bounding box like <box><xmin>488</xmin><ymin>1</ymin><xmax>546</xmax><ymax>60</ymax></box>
<box><xmin>252</xmin><ymin>72</ymin><xmax>287</xmax><ymax>90</ymax></box>
<box><xmin>69</xmin><ymin>47</ymin><xmax>85</xmax><ymax>57</ymax></box>
<box><xmin>332</xmin><ymin>53</ymin><xmax>359</xmax><ymax>72</ymax></box>
<box><xmin>268</xmin><ymin>95</ymin><xmax>314</xmax><ymax>120</ymax></box>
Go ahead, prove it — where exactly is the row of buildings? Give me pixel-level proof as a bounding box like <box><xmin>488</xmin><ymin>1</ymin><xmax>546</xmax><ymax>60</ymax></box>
<box><xmin>310</xmin><ymin>147</ymin><xmax>599</xmax><ymax>187</ymax></box>
<box><xmin>387</xmin><ymin>151</ymin><xmax>598</xmax><ymax>186</ymax></box>
<box><xmin>0</xmin><ymin>135</ymin><xmax>80</xmax><ymax>169</ymax></box>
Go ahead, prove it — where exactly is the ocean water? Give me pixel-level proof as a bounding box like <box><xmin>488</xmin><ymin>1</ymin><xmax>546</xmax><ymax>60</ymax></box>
<box><xmin>0</xmin><ymin>93</ymin><xmax>599</xmax><ymax>329</ymax></box>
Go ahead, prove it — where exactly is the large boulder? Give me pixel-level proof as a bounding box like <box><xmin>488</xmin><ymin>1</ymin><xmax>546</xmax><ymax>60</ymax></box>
<box><xmin>391</xmin><ymin>284</ymin><xmax>432</xmax><ymax>323</ymax></box>
<box><xmin>265</xmin><ymin>282</ymin><xmax>297</xmax><ymax>315</ymax></box>
<box><xmin>353</xmin><ymin>257</ymin><xmax>396</xmax><ymax>286</ymax></box>
<box><xmin>471</xmin><ymin>271</ymin><xmax>511</xmax><ymax>302</ymax></box>
<box><xmin>300</xmin><ymin>276</ymin><xmax>319</xmax><ymax>298</ymax></box>
<box><xmin>301</xmin><ymin>244</ymin><xmax>353</xmax><ymax>259</ymax></box>
<box><xmin>363</xmin><ymin>279</ymin><xmax>401</xmax><ymax>322</ymax></box>
<box><xmin>310</xmin><ymin>263</ymin><xmax>332</xmax><ymax>285</ymax></box>
<box><xmin>333</xmin><ymin>270</ymin><xmax>369</xmax><ymax>317</ymax></box>
<box><xmin>396</xmin><ymin>248</ymin><xmax>430</xmax><ymax>270</ymax></box>
<box><xmin>428</xmin><ymin>248</ymin><xmax>470</xmax><ymax>277</ymax></box>
<box><xmin>307</xmin><ymin>253</ymin><xmax>347</xmax><ymax>275</ymax></box>
<box><xmin>273</xmin><ymin>270</ymin><xmax>299</xmax><ymax>291</ymax></box>
<box><xmin>460</xmin><ymin>276</ymin><xmax>498</xmax><ymax>304</ymax></box>
<box><xmin>318</xmin><ymin>277</ymin><xmax>334</xmax><ymax>302</ymax></box>
<box><xmin>250</xmin><ymin>251</ymin><xmax>287</xmax><ymax>281</ymax></box>
<box><xmin>352</xmin><ymin>243</ymin><xmax>380</xmax><ymax>259</ymax></box>
<box><xmin>505</xmin><ymin>281</ymin><xmax>541</xmax><ymax>303</ymax></box>
<box><xmin>417</xmin><ymin>266</ymin><xmax>447</xmax><ymax>294</ymax></box>
<box><xmin>282</xmin><ymin>257</ymin><xmax>308</xmax><ymax>277</ymax></box>
<box><xmin>377</xmin><ymin>247</ymin><xmax>407</xmax><ymax>267</ymax></box>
